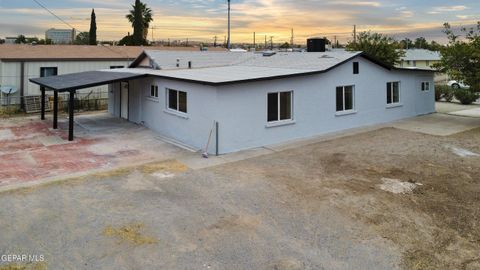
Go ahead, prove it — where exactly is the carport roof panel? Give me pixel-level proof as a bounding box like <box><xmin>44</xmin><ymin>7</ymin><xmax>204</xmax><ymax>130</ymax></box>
<box><xmin>29</xmin><ymin>71</ymin><xmax>148</xmax><ymax>91</ymax></box>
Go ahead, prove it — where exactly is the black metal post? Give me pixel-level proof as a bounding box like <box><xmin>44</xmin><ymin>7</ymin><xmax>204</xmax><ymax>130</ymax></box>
<box><xmin>68</xmin><ymin>90</ymin><xmax>75</xmax><ymax>141</ymax></box>
<box><xmin>40</xmin><ymin>88</ymin><xmax>45</xmax><ymax>120</ymax></box>
<box><xmin>215</xmin><ymin>121</ymin><xmax>219</xmax><ymax>156</ymax></box>
<box><xmin>53</xmin><ymin>91</ymin><xmax>58</xmax><ymax>129</ymax></box>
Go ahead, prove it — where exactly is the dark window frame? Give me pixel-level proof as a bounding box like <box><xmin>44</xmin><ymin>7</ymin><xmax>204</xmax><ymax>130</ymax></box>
<box><xmin>267</xmin><ymin>91</ymin><xmax>293</xmax><ymax>123</ymax></box>
<box><xmin>166</xmin><ymin>88</ymin><xmax>187</xmax><ymax>114</ymax></box>
<box><xmin>421</xmin><ymin>81</ymin><xmax>430</xmax><ymax>92</ymax></box>
<box><xmin>150</xmin><ymin>85</ymin><xmax>159</xmax><ymax>98</ymax></box>
<box><xmin>387</xmin><ymin>81</ymin><xmax>401</xmax><ymax>104</ymax></box>
<box><xmin>336</xmin><ymin>85</ymin><xmax>355</xmax><ymax>112</ymax></box>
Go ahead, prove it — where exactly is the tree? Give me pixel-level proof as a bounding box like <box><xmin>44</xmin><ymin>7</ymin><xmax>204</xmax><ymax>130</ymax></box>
<box><xmin>15</xmin><ymin>35</ymin><xmax>27</xmax><ymax>44</ymax></box>
<box><xmin>75</xmin><ymin>32</ymin><xmax>90</xmax><ymax>45</ymax></box>
<box><xmin>89</xmin><ymin>9</ymin><xmax>97</xmax><ymax>45</ymax></box>
<box><xmin>399</xmin><ymin>38</ymin><xmax>413</xmax><ymax>49</ymax></box>
<box><xmin>118</xmin><ymin>34</ymin><xmax>134</xmax><ymax>46</ymax></box>
<box><xmin>279</xmin><ymin>42</ymin><xmax>290</xmax><ymax>49</ymax></box>
<box><xmin>435</xmin><ymin>22</ymin><xmax>480</xmax><ymax>92</ymax></box>
<box><xmin>130</xmin><ymin>0</ymin><xmax>146</xmax><ymax>45</ymax></box>
<box><xmin>414</xmin><ymin>37</ymin><xmax>428</xmax><ymax>49</ymax></box>
<box><xmin>126</xmin><ymin>0</ymin><xmax>153</xmax><ymax>41</ymax></box>
<box><xmin>346</xmin><ymin>31</ymin><xmax>405</xmax><ymax>66</ymax></box>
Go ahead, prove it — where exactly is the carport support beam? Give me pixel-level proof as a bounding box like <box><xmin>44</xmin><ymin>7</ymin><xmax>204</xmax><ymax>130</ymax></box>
<box><xmin>40</xmin><ymin>88</ymin><xmax>45</xmax><ymax>120</ymax></box>
<box><xmin>68</xmin><ymin>90</ymin><xmax>75</xmax><ymax>141</ymax></box>
<box><xmin>53</xmin><ymin>91</ymin><xmax>58</xmax><ymax>129</ymax></box>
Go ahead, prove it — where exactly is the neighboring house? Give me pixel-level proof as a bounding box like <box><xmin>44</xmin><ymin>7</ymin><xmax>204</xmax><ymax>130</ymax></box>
<box><xmin>30</xmin><ymin>50</ymin><xmax>435</xmax><ymax>154</ymax></box>
<box><xmin>399</xmin><ymin>49</ymin><xmax>446</xmax><ymax>83</ymax></box>
<box><xmin>0</xmin><ymin>44</ymin><xmax>225</xmax><ymax>106</ymax></box>
<box><xmin>4</xmin><ymin>37</ymin><xmax>17</xmax><ymax>44</ymax></box>
<box><xmin>45</xmin><ymin>28</ymin><xmax>76</xmax><ymax>44</ymax></box>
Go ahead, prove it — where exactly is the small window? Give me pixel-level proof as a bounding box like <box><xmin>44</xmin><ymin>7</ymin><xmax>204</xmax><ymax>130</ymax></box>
<box><xmin>353</xmin><ymin>62</ymin><xmax>359</xmax><ymax>74</ymax></box>
<box><xmin>267</xmin><ymin>91</ymin><xmax>293</xmax><ymax>123</ymax></box>
<box><xmin>336</xmin><ymin>86</ymin><xmax>355</xmax><ymax>112</ymax></box>
<box><xmin>421</xmin><ymin>82</ymin><xmax>430</xmax><ymax>92</ymax></box>
<box><xmin>387</xmin><ymin>82</ymin><xmax>400</xmax><ymax>104</ymax></box>
<box><xmin>425</xmin><ymin>60</ymin><xmax>430</xmax><ymax>67</ymax></box>
<box><xmin>150</xmin><ymin>85</ymin><xmax>158</xmax><ymax>98</ymax></box>
<box><xmin>110</xmin><ymin>66</ymin><xmax>124</xmax><ymax>69</ymax></box>
<box><xmin>40</xmin><ymin>67</ymin><xmax>58</xmax><ymax>77</ymax></box>
<box><xmin>412</xmin><ymin>60</ymin><xmax>417</xmax><ymax>67</ymax></box>
<box><xmin>167</xmin><ymin>88</ymin><xmax>187</xmax><ymax>113</ymax></box>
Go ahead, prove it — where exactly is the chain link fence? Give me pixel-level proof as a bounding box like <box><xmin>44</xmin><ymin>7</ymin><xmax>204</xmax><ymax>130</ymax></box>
<box><xmin>0</xmin><ymin>90</ymin><xmax>109</xmax><ymax>116</ymax></box>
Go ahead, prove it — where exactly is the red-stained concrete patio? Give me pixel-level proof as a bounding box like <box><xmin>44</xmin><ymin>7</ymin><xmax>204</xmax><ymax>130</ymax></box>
<box><xmin>0</xmin><ymin>113</ymin><xmax>189</xmax><ymax>186</ymax></box>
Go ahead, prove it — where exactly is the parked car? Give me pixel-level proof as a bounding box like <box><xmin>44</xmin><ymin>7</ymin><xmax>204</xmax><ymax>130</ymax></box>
<box><xmin>447</xmin><ymin>80</ymin><xmax>470</xmax><ymax>89</ymax></box>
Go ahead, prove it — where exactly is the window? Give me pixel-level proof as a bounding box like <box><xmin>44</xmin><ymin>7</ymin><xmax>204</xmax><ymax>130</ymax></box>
<box><xmin>150</xmin><ymin>85</ymin><xmax>158</xmax><ymax>98</ymax></box>
<box><xmin>387</xmin><ymin>82</ymin><xmax>400</xmax><ymax>104</ymax></box>
<box><xmin>40</xmin><ymin>67</ymin><xmax>58</xmax><ymax>77</ymax></box>
<box><xmin>267</xmin><ymin>91</ymin><xmax>293</xmax><ymax>122</ymax></box>
<box><xmin>412</xmin><ymin>60</ymin><xmax>417</xmax><ymax>67</ymax></box>
<box><xmin>167</xmin><ymin>89</ymin><xmax>187</xmax><ymax>113</ymax></box>
<box><xmin>336</xmin><ymin>86</ymin><xmax>355</xmax><ymax>112</ymax></box>
<box><xmin>353</xmin><ymin>62</ymin><xmax>359</xmax><ymax>74</ymax></box>
<box><xmin>425</xmin><ymin>60</ymin><xmax>430</xmax><ymax>67</ymax></box>
<box><xmin>110</xmin><ymin>66</ymin><xmax>124</xmax><ymax>69</ymax></box>
<box><xmin>421</xmin><ymin>82</ymin><xmax>430</xmax><ymax>92</ymax></box>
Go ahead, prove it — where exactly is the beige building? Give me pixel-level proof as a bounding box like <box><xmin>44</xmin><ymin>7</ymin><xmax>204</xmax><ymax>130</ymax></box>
<box><xmin>399</xmin><ymin>49</ymin><xmax>445</xmax><ymax>83</ymax></box>
<box><xmin>0</xmin><ymin>44</ymin><xmax>225</xmax><ymax>107</ymax></box>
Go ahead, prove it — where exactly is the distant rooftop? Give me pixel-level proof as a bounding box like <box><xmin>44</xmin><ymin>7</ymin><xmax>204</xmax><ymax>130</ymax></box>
<box><xmin>0</xmin><ymin>44</ymin><xmax>226</xmax><ymax>61</ymax></box>
<box><xmin>401</xmin><ymin>49</ymin><xmax>441</xmax><ymax>61</ymax></box>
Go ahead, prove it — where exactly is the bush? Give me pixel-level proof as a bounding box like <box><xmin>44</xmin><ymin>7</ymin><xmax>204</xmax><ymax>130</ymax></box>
<box><xmin>435</xmin><ymin>85</ymin><xmax>454</xmax><ymax>102</ymax></box>
<box><xmin>454</xmin><ymin>89</ymin><xmax>480</xmax><ymax>105</ymax></box>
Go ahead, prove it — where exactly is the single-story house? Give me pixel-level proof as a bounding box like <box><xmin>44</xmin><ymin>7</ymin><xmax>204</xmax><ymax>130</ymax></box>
<box><xmin>398</xmin><ymin>49</ymin><xmax>446</xmax><ymax>83</ymax></box>
<box><xmin>30</xmin><ymin>50</ymin><xmax>435</xmax><ymax>154</ymax></box>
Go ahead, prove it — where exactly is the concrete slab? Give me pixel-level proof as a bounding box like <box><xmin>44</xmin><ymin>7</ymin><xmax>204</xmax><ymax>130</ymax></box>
<box><xmin>0</xmin><ymin>129</ymin><xmax>14</xmax><ymax>141</ymax></box>
<box><xmin>435</xmin><ymin>102</ymin><xmax>480</xmax><ymax>114</ymax></box>
<box><xmin>391</xmin><ymin>113</ymin><xmax>480</xmax><ymax>136</ymax></box>
<box><xmin>449</xmin><ymin>107</ymin><xmax>480</xmax><ymax>118</ymax></box>
<box><xmin>37</xmin><ymin>135</ymin><xmax>70</xmax><ymax>147</ymax></box>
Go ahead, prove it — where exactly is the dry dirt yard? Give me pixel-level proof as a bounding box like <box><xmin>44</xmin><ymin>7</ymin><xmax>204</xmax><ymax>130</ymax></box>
<box><xmin>0</xmin><ymin>126</ymin><xmax>479</xmax><ymax>269</ymax></box>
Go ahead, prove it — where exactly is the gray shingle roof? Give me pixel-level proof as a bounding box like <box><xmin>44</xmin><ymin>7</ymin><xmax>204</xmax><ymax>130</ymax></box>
<box><xmin>401</xmin><ymin>49</ymin><xmax>441</xmax><ymax>61</ymax></box>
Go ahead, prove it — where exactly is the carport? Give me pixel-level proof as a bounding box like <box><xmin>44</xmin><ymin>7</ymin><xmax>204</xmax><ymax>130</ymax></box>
<box><xmin>29</xmin><ymin>71</ymin><xmax>148</xmax><ymax>141</ymax></box>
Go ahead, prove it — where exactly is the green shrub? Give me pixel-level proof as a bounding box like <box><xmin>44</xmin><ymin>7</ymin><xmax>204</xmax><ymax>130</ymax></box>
<box><xmin>454</xmin><ymin>89</ymin><xmax>479</xmax><ymax>105</ymax></box>
<box><xmin>435</xmin><ymin>85</ymin><xmax>454</xmax><ymax>102</ymax></box>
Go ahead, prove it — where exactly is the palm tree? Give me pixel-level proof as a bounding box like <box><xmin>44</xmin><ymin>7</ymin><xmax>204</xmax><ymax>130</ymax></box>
<box><xmin>126</xmin><ymin>1</ymin><xmax>153</xmax><ymax>40</ymax></box>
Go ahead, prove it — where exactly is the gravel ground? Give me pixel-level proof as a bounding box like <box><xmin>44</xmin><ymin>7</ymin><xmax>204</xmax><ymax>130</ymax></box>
<box><xmin>0</xmin><ymin>126</ymin><xmax>479</xmax><ymax>270</ymax></box>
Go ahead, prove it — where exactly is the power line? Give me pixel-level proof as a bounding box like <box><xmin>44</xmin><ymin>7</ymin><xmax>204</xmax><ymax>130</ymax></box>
<box><xmin>32</xmin><ymin>0</ymin><xmax>79</xmax><ymax>31</ymax></box>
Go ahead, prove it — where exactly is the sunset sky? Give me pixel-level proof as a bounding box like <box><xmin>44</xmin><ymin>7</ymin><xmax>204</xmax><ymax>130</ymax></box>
<box><xmin>0</xmin><ymin>0</ymin><xmax>479</xmax><ymax>44</ymax></box>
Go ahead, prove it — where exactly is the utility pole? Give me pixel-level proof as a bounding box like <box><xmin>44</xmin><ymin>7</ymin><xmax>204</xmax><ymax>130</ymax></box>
<box><xmin>290</xmin><ymin>28</ymin><xmax>294</xmax><ymax>47</ymax></box>
<box><xmin>333</xmin><ymin>35</ymin><xmax>337</xmax><ymax>48</ymax></box>
<box><xmin>253</xmin><ymin>32</ymin><xmax>256</xmax><ymax>49</ymax></box>
<box><xmin>186</xmin><ymin>38</ymin><xmax>189</xmax><ymax>47</ymax></box>
<box><xmin>353</xmin><ymin>25</ymin><xmax>357</xmax><ymax>45</ymax></box>
<box><xmin>227</xmin><ymin>0</ymin><xmax>231</xmax><ymax>49</ymax></box>
<box><xmin>270</xmin><ymin>36</ymin><xmax>273</xmax><ymax>50</ymax></box>
<box><xmin>214</xmin><ymin>36</ymin><xmax>217</xmax><ymax>47</ymax></box>
<box><xmin>264</xmin><ymin>35</ymin><xmax>267</xmax><ymax>49</ymax></box>
<box><xmin>224</xmin><ymin>36</ymin><xmax>227</xmax><ymax>47</ymax></box>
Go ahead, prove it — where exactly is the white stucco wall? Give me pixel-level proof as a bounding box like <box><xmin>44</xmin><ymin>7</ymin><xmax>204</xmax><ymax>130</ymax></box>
<box><xmin>109</xmin><ymin>56</ymin><xmax>435</xmax><ymax>154</ymax></box>
<box><xmin>214</xmin><ymin>57</ymin><xmax>434</xmax><ymax>153</ymax></box>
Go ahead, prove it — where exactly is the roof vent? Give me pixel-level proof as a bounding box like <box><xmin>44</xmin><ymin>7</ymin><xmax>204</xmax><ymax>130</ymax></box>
<box><xmin>320</xmin><ymin>55</ymin><xmax>333</xmax><ymax>58</ymax></box>
<box><xmin>263</xmin><ymin>51</ymin><xmax>276</xmax><ymax>57</ymax></box>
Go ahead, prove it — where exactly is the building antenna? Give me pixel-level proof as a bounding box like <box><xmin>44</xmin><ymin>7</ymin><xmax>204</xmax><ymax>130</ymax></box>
<box><xmin>227</xmin><ymin>0</ymin><xmax>231</xmax><ymax>50</ymax></box>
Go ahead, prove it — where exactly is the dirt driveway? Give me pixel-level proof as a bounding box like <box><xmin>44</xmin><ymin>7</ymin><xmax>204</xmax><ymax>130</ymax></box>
<box><xmin>0</xmin><ymin>114</ymin><xmax>479</xmax><ymax>269</ymax></box>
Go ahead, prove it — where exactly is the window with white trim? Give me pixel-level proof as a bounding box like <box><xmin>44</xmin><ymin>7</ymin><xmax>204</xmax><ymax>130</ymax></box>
<box><xmin>267</xmin><ymin>91</ymin><xmax>293</xmax><ymax>123</ymax></box>
<box><xmin>387</xmin><ymin>82</ymin><xmax>400</xmax><ymax>104</ymax></box>
<box><xmin>150</xmin><ymin>85</ymin><xmax>159</xmax><ymax>98</ymax></box>
<box><xmin>167</xmin><ymin>88</ymin><xmax>187</xmax><ymax>113</ymax></box>
<box><xmin>336</xmin><ymin>85</ymin><xmax>355</xmax><ymax>112</ymax></box>
<box><xmin>421</xmin><ymin>81</ymin><xmax>430</xmax><ymax>92</ymax></box>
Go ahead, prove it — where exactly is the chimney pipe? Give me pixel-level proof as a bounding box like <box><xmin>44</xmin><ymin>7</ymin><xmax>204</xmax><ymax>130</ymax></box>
<box><xmin>188</xmin><ymin>61</ymin><xmax>192</xmax><ymax>69</ymax></box>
